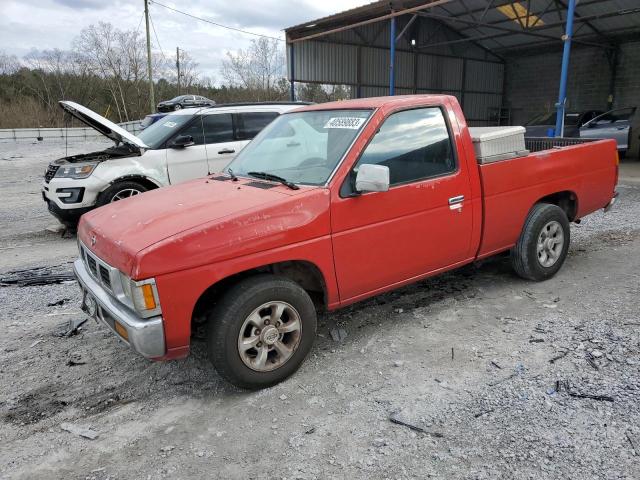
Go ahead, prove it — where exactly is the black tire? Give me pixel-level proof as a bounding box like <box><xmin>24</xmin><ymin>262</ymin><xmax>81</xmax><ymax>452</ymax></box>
<box><xmin>510</xmin><ymin>203</ymin><xmax>570</xmax><ymax>281</ymax></box>
<box><xmin>207</xmin><ymin>275</ymin><xmax>317</xmax><ymax>390</ymax></box>
<box><xmin>174</xmin><ymin>104</ymin><xmax>182</xmax><ymax>111</ymax></box>
<box><xmin>96</xmin><ymin>181</ymin><xmax>148</xmax><ymax>207</ymax></box>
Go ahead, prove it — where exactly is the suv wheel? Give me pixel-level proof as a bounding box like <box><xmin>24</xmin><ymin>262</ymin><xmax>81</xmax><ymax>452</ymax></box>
<box><xmin>207</xmin><ymin>275</ymin><xmax>317</xmax><ymax>390</ymax></box>
<box><xmin>511</xmin><ymin>203</ymin><xmax>570</xmax><ymax>281</ymax></box>
<box><xmin>96</xmin><ymin>181</ymin><xmax>148</xmax><ymax>206</ymax></box>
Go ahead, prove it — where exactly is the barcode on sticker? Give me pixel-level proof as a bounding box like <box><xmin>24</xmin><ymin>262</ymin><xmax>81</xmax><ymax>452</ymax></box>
<box><xmin>324</xmin><ymin>117</ymin><xmax>366</xmax><ymax>129</ymax></box>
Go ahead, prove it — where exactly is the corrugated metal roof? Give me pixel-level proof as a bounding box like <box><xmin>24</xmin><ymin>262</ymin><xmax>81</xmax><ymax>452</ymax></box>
<box><xmin>286</xmin><ymin>0</ymin><xmax>640</xmax><ymax>53</ymax></box>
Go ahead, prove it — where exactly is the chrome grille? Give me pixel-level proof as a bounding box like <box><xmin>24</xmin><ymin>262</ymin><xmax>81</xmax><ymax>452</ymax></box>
<box><xmin>44</xmin><ymin>164</ymin><xmax>59</xmax><ymax>183</ymax></box>
<box><xmin>80</xmin><ymin>243</ymin><xmax>115</xmax><ymax>294</ymax></box>
<box><xmin>99</xmin><ymin>265</ymin><xmax>111</xmax><ymax>289</ymax></box>
<box><xmin>86</xmin><ymin>255</ymin><xmax>97</xmax><ymax>276</ymax></box>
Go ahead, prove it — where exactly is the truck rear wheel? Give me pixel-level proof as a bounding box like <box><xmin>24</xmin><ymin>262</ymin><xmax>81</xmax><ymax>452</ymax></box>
<box><xmin>207</xmin><ymin>275</ymin><xmax>317</xmax><ymax>390</ymax></box>
<box><xmin>511</xmin><ymin>203</ymin><xmax>570</xmax><ymax>281</ymax></box>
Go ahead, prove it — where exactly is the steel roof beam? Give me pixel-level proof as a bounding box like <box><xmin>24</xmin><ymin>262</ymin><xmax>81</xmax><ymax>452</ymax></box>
<box><xmin>555</xmin><ymin>0</ymin><xmax>610</xmax><ymax>42</ymax></box>
<box><xmin>415</xmin><ymin>10</ymin><xmax>606</xmax><ymax>49</ymax></box>
<box><xmin>455</xmin><ymin>0</ymin><xmax>616</xmax><ymax>33</ymax></box>
<box><xmin>288</xmin><ymin>0</ymin><xmax>456</xmax><ymax>43</ymax></box>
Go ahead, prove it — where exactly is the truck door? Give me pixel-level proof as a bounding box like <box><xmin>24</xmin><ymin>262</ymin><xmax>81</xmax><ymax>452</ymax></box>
<box><xmin>331</xmin><ymin>106</ymin><xmax>474</xmax><ymax>301</ymax></box>
<box><xmin>165</xmin><ymin>115</ymin><xmax>210</xmax><ymax>184</ymax></box>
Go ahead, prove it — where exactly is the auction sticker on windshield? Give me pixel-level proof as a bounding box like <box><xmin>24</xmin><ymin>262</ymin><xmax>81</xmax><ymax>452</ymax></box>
<box><xmin>324</xmin><ymin>117</ymin><xmax>366</xmax><ymax>129</ymax></box>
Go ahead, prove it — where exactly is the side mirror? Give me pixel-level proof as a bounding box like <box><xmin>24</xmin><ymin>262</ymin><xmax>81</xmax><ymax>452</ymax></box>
<box><xmin>171</xmin><ymin>135</ymin><xmax>194</xmax><ymax>148</ymax></box>
<box><xmin>355</xmin><ymin>164</ymin><xmax>390</xmax><ymax>193</ymax></box>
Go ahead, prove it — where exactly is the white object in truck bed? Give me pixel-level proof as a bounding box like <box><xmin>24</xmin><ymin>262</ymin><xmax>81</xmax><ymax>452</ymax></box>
<box><xmin>468</xmin><ymin>126</ymin><xmax>529</xmax><ymax>164</ymax></box>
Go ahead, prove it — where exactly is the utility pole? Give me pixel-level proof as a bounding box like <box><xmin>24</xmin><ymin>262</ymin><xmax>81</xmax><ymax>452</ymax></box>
<box><xmin>176</xmin><ymin>46</ymin><xmax>181</xmax><ymax>95</ymax></box>
<box><xmin>144</xmin><ymin>0</ymin><xmax>156</xmax><ymax>113</ymax></box>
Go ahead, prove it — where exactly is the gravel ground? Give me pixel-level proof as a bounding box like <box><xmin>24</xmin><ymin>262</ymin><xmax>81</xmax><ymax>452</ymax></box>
<box><xmin>1</xmin><ymin>141</ymin><xmax>639</xmax><ymax>479</ymax></box>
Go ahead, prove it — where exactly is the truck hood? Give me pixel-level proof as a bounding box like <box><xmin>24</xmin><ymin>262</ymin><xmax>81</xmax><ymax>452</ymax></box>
<box><xmin>78</xmin><ymin>177</ymin><xmax>329</xmax><ymax>278</ymax></box>
<box><xmin>59</xmin><ymin>101</ymin><xmax>148</xmax><ymax>150</ymax></box>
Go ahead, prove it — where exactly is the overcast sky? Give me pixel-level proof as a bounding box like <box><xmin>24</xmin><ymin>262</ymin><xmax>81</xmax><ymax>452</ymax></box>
<box><xmin>0</xmin><ymin>0</ymin><xmax>368</xmax><ymax>80</ymax></box>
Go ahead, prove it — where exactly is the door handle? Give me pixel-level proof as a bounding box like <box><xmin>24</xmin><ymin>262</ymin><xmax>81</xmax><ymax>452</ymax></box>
<box><xmin>218</xmin><ymin>149</ymin><xmax>235</xmax><ymax>154</ymax></box>
<box><xmin>286</xmin><ymin>142</ymin><xmax>301</xmax><ymax>147</ymax></box>
<box><xmin>449</xmin><ymin>195</ymin><xmax>464</xmax><ymax>212</ymax></box>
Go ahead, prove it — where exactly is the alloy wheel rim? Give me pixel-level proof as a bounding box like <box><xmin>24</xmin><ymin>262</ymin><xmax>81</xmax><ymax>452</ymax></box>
<box><xmin>111</xmin><ymin>188</ymin><xmax>141</xmax><ymax>202</ymax></box>
<box><xmin>237</xmin><ymin>301</ymin><xmax>302</xmax><ymax>372</ymax></box>
<box><xmin>537</xmin><ymin>220</ymin><xmax>564</xmax><ymax>267</ymax></box>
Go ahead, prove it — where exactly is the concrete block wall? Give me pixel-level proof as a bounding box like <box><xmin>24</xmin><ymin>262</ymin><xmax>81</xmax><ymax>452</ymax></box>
<box><xmin>613</xmin><ymin>41</ymin><xmax>640</xmax><ymax>109</ymax></box>
<box><xmin>504</xmin><ymin>40</ymin><xmax>640</xmax><ymax>127</ymax></box>
<box><xmin>503</xmin><ymin>45</ymin><xmax>613</xmax><ymax>126</ymax></box>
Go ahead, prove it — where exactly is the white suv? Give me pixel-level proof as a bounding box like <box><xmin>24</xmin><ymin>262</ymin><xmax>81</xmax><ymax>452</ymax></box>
<box><xmin>42</xmin><ymin>101</ymin><xmax>307</xmax><ymax>226</ymax></box>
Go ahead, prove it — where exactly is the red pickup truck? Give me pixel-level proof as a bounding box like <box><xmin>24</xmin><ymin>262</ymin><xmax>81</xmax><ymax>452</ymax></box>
<box><xmin>74</xmin><ymin>95</ymin><xmax>618</xmax><ymax>389</ymax></box>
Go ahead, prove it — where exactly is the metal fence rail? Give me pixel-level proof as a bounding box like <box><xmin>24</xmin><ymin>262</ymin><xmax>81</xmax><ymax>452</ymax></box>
<box><xmin>0</xmin><ymin>120</ymin><xmax>143</xmax><ymax>143</ymax></box>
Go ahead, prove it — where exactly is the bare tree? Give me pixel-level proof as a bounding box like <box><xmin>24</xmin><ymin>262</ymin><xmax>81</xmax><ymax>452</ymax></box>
<box><xmin>176</xmin><ymin>49</ymin><xmax>200</xmax><ymax>90</ymax></box>
<box><xmin>0</xmin><ymin>51</ymin><xmax>19</xmax><ymax>75</ymax></box>
<box><xmin>74</xmin><ymin>22</ymin><xmax>152</xmax><ymax>121</ymax></box>
<box><xmin>221</xmin><ymin>38</ymin><xmax>287</xmax><ymax>100</ymax></box>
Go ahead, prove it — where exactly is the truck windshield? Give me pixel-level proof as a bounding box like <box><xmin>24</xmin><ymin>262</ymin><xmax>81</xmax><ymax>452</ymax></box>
<box><xmin>136</xmin><ymin>114</ymin><xmax>194</xmax><ymax>149</ymax></box>
<box><xmin>226</xmin><ymin>109</ymin><xmax>372</xmax><ymax>186</ymax></box>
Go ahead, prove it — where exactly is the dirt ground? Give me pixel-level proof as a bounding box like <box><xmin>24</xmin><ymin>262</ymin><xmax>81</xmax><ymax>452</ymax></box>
<box><xmin>1</xmin><ymin>140</ymin><xmax>639</xmax><ymax>480</ymax></box>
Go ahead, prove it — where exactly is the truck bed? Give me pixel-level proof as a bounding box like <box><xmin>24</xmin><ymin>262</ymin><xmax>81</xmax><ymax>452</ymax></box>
<box><xmin>476</xmin><ymin>138</ymin><xmax>618</xmax><ymax>258</ymax></box>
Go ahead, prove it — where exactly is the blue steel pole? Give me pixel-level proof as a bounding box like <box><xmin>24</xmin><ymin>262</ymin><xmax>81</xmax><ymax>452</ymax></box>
<box><xmin>554</xmin><ymin>0</ymin><xmax>577</xmax><ymax>137</ymax></box>
<box><xmin>390</xmin><ymin>16</ymin><xmax>396</xmax><ymax>96</ymax></box>
<box><xmin>289</xmin><ymin>42</ymin><xmax>296</xmax><ymax>102</ymax></box>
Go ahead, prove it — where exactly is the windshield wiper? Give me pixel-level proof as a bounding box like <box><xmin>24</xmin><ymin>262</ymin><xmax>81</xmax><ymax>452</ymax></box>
<box><xmin>247</xmin><ymin>171</ymin><xmax>299</xmax><ymax>190</ymax></box>
<box><xmin>226</xmin><ymin>168</ymin><xmax>238</xmax><ymax>181</ymax></box>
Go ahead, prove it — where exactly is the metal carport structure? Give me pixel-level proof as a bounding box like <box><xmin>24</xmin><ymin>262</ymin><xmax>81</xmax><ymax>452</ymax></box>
<box><xmin>285</xmin><ymin>0</ymin><xmax>640</xmax><ymax>132</ymax></box>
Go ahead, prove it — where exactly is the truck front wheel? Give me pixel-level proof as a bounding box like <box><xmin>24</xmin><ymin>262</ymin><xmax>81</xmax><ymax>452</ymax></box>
<box><xmin>207</xmin><ymin>275</ymin><xmax>317</xmax><ymax>389</ymax></box>
<box><xmin>511</xmin><ymin>203</ymin><xmax>570</xmax><ymax>281</ymax></box>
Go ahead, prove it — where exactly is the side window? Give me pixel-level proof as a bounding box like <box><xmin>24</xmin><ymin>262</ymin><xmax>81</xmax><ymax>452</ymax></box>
<box><xmin>202</xmin><ymin>113</ymin><xmax>234</xmax><ymax>144</ymax></box>
<box><xmin>355</xmin><ymin>107</ymin><xmax>455</xmax><ymax>186</ymax></box>
<box><xmin>177</xmin><ymin>116</ymin><xmax>206</xmax><ymax>145</ymax></box>
<box><xmin>236</xmin><ymin>112</ymin><xmax>279</xmax><ymax>140</ymax></box>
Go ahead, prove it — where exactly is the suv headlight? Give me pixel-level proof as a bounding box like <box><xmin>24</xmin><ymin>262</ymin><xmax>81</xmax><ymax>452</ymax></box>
<box><xmin>119</xmin><ymin>272</ymin><xmax>162</xmax><ymax>318</ymax></box>
<box><xmin>55</xmin><ymin>163</ymin><xmax>98</xmax><ymax>179</ymax></box>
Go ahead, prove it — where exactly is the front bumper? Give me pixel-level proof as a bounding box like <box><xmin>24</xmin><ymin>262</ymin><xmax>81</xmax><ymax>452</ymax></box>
<box><xmin>73</xmin><ymin>258</ymin><xmax>166</xmax><ymax>358</ymax></box>
<box><xmin>43</xmin><ymin>193</ymin><xmax>93</xmax><ymax>226</ymax></box>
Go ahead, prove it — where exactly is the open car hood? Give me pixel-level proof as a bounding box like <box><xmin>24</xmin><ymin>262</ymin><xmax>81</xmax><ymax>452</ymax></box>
<box><xmin>59</xmin><ymin>101</ymin><xmax>148</xmax><ymax>150</ymax></box>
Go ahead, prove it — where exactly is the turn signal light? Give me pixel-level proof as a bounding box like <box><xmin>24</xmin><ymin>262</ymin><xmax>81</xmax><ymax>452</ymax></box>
<box><xmin>114</xmin><ymin>321</ymin><xmax>129</xmax><ymax>340</ymax></box>
<box><xmin>141</xmin><ymin>284</ymin><xmax>157</xmax><ymax>310</ymax></box>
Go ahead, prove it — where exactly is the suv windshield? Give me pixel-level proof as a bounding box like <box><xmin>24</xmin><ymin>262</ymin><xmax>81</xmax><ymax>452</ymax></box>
<box><xmin>226</xmin><ymin>109</ymin><xmax>372</xmax><ymax>186</ymax></box>
<box><xmin>136</xmin><ymin>114</ymin><xmax>194</xmax><ymax>149</ymax></box>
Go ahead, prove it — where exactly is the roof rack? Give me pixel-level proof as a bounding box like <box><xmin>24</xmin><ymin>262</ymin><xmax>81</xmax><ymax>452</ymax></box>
<box><xmin>203</xmin><ymin>101</ymin><xmax>314</xmax><ymax>108</ymax></box>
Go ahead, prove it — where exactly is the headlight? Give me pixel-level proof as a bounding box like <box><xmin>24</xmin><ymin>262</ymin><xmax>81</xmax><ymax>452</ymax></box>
<box><xmin>55</xmin><ymin>163</ymin><xmax>98</xmax><ymax>179</ymax></box>
<box><xmin>119</xmin><ymin>272</ymin><xmax>162</xmax><ymax>318</ymax></box>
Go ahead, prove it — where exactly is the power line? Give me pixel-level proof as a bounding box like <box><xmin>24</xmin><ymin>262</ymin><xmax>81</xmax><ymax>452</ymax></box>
<box><xmin>148</xmin><ymin>9</ymin><xmax>169</xmax><ymax>63</ymax></box>
<box><xmin>149</xmin><ymin>0</ymin><xmax>284</xmax><ymax>42</ymax></box>
<box><xmin>135</xmin><ymin>10</ymin><xmax>145</xmax><ymax>34</ymax></box>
